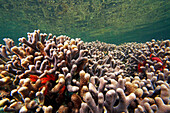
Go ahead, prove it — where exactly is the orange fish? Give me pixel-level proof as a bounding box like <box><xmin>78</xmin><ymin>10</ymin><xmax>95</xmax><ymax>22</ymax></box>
<box><xmin>138</xmin><ymin>61</ymin><xmax>146</xmax><ymax>72</ymax></box>
<box><xmin>30</xmin><ymin>75</ymin><xmax>38</xmax><ymax>82</ymax></box>
<box><xmin>150</xmin><ymin>54</ymin><xmax>165</xmax><ymax>71</ymax></box>
<box><xmin>40</xmin><ymin>74</ymin><xmax>55</xmax><ymax>84</ymax></box>
<box><xmin>59</xmin><ymin>85</ymin><xmax>66</xmax><ymax>94</ymax></box>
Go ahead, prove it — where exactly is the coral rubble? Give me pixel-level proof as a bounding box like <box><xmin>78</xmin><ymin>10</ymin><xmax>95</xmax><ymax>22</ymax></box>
<box><xmin>0</xmin><ymin>30</ymin><xmax>170</xmax><ymax>113</ymax></box>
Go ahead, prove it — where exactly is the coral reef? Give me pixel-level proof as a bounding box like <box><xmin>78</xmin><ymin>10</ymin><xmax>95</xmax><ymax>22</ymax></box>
<box><xmin>0</xmin><ymin>30</ymin><xmax>170</xmax><ymax>113</ymax></box>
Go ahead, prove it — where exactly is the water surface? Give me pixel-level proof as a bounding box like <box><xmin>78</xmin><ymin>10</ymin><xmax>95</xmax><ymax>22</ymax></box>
<box><xmin>0</xmin><ymin>0</ymin><xmax>169</xmax><ymax>44</ymax></box>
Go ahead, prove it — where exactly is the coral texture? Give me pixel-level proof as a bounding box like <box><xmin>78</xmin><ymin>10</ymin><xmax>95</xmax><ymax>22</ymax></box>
<box><xmin>0</xmin><ymin>30</ymin><xmax>169</xmax><ymax>113</ymax></box>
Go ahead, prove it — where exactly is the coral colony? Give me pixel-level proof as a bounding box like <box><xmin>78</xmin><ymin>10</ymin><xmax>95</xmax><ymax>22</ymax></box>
<box><xmin>0</xmin><ymin>30</ymin><xmax>170</xmax><ymax>113</ymax></box>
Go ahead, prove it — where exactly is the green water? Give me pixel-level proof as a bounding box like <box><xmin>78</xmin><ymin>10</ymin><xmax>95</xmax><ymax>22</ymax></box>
<box><xmin>0</xmin><ymin>0</ymin><xmax>169</xmax><ymax>45</ymax></box>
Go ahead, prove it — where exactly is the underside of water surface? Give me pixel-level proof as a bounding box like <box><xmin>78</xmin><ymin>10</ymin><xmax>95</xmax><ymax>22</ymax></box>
<box><xmin>0</xmin><ymin>0</ymin><xmax>169</xmax><ymax>45</ymax></box>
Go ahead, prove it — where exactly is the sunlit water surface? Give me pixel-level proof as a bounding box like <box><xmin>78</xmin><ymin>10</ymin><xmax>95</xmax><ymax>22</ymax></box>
<box><xmin>0</xmin><ymin>0</ymin><xmax>169</xmax><ymax>44</ymax></box>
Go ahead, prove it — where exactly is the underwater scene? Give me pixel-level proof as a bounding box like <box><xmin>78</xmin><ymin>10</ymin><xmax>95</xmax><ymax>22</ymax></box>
<box><xmin>0</xmin><ymin>0</ymin><xmax>170</xmax><ymax>113</ymax></box>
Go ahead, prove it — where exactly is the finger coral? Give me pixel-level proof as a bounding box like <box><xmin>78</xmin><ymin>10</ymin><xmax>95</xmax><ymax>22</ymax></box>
<box><xmin>0</xmin><ymin>30</ymin><xmax>169</xmax><ymax>113</ymax></box>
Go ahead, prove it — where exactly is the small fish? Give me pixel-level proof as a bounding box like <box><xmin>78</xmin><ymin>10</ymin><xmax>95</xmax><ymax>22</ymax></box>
<box><xmin>40</xmin><ymin>77</ymin><xmax>50</xmax><ymax>84</ymax></box>
<box><xmin>59</xmin><ymin>85</ymin><xmax>66</xmax><ymax>94</ymax></box>
<box><xmin>151</xmin><ymin>57</ymin><xmax>163</xmax><ymax>64</ymax></box>
<box><xmin>150</xmin><ymin>53</ymin><xmax>163</xmax><ymax>63</ymax></box>
<box><xmin>150</xmin><ymin>54</ymin><xmax>165</xmax><ymax>71</ymax></box>
<box><xmin>47</xmin><ymin>74</ymin><xmax>55</xmax><ymax>81</ymax></box>
<box><xmin>30</xmin><ymin>75</ymin><xmax>38</xmax><ymax>82</ymax></box>
<box><xmin>40</xmin><ymin>74</ymin><xmax>55</xmax><ymax>84</ymax></box>
<box><xmin>138</xmin><ymin>61</ymin><xmax>146</xmax><ymax>72</ymax></box>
